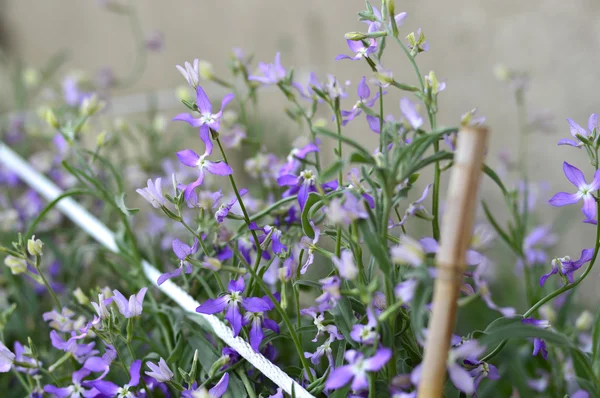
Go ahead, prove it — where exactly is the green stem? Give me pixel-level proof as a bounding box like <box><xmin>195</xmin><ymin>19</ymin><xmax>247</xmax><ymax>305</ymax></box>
<box><xmin>33</xmin><ymin>256</ymin><xmax>61</xmax><ymax>310</ymax></box>
<box><xmin>237</xmin><ymin>369</ymin><xmax>257</xmax><ymax>398</ymax></box>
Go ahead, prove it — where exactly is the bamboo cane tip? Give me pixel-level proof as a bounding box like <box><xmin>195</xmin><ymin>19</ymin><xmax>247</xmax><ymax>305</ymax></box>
<box><xmin>459</xmin><ymin>124</ymin><xmax>489</xmax><ymax>136</ymax></box>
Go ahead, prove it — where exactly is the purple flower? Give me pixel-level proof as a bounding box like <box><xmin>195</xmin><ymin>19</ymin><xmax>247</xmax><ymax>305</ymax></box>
<box><xmin>277</xmin><ymin>169</ymin><xmax>338</xmax><ymax>209</ymax></box>
<box><xmin>350</xmin><ymin>306</ymin><xmax>378</xmax><ymax>344</ymax></box>
<box><xmin>335</xmin><ymin>39</ymin><xmax>377</xmax><ymax>61</ymax></box>
<box><xmin>158</xmin><ymin>238</ymin><xmax>200</xmax><ymax>285</ymax></box>
<box><xmin>182</xmin><ymin>373</ymin><xmax>229</xmax><ymax>398</ymax></box>
<box><xmin>395</xmin><ymin>184</ymin><xmax>433</xmax><ymax>227</ymax></box>
<box><xmin>14</xmin><ymin>342</ymin><xmax>40</xmax><ymax>374</ymax></box>
<box><xmin>145</xmin><ymin>29</ymin><xmax>164</xmax><ymax>52</ymax></box>
<box><xmin>43</xmin><ymin>308</ymin><xmax>80</xmax><ymax>332</ymax></box>
<box><xmin>395</xmin><ymin>279</ymin><xmax>417</xmax><ymax>304</ymax></box>
<box><xmin>50</xmin><ymin>331</ymin><xmax>97</xmax><ymax>362</ymax></box>
<box><xmin>549</xmin><ymin>162</ymin><xmax>600</xmax><ymax>220</ymax></box>
<box><xmin>326</xmin><ymin>191</ymin><xmax>370</xmax><ymax>226</ymax></box>
<box><xmin>176</xmin><ymin>59</ymin><xmax>200</xmax><ymax>88</ymax></box>
<box><xmin>82</xmin><ymin>346</ymin><xmax>117</xmax><ymax>381</ymax></box>
<box><xmin>278</xmin><ymin>142</ymin><xmax>320</xmax><ymax>177</ymax></box>
<box><xmin>472</xmin><ymin>262</ymin><xmax>516</xmax><ymax>317</ymax></box>
<box><xmin>522</xmin><ymin>318</ymin><xmax>550</xmax><ymax>360</ymax></box>
<box><xmin>411</xmin><ymin>340</ymin><xmax>486</xmax><ymax>395</ymax></box>
<box><xmin>145</xmin><ymin>358</ymin><xmax>173</xmax><ymax>383</ymax></box>
<box><xmin>44</xmin><ymin>367</ymin><xmax>99</xmax><ymax>397</ymax></box>
<box><xmin>243</xmin><ymin>297</ymin><xmax>279</xmax><ymax>351</ymax></box>
<box><xmin>136</xmin><ymin>178</ymin><xmax>166</xmax><ymax>209</ymax></box>
<box><xmin>251</xmin><ymin>224</ymin><xmax>288</xmax><ymax>255</ymax></box>
<box><xmin>107</xmin><ymin>287</ymin><xmax>148</xmax><ymax>318</ymax></box>
<box><xmin>341</xmin><ymin>77</ymin><xmax>382</xmax><ymax>126</ymax></box>
<box><xmin>363</xmin><ymin>3</ymin><xmax>407</xmax><ymax>32</ymax></box>
<box><xmin>315</xmin><ymin>276</ymin><xmax>342</xmax><ymax>309</ymax></box>
<box><xmin>400</xmin><ymin>98</ymin><xmax>423</xmax><ymax>129</ymax></box>
<box><xmin>539</xmin><ymin>248</ymin><xmax>594</xmax><ymax>286</ymax></box>
<box><xmin>300</xmin><ymin>307</ymin><xmax>339</xmax><ymax>342</ymax></box>
<box><xmin>332</xmin><ymin>250</ymin><xmax>358</xmax><ymax>280</ymax></box>
<box><xmin>517</xmin><ymin>225</ymin><xmax>558</xmax><ymax>269</ymax></box>
<box><xmin>173</xmin><ymin>85</ymin><xmax>235</xmax><ymax>133</ymax></box>
<box><xmin>215</xmin><ymin>189</ymin><xmax>248</xmax><ymax>223</ymax></box>
<box><xmin>325</xmin><ymin>348</ymin><xmax>391</xmax><ymax>391</ymax></box>
<box><xmin>196</xmin><ymin>278</ymin><xmax>246</xmax><ymax>336</ymax></box>
<box><xmin>304</xmin><ymin>327</ymin><xmax>343</xmax><ymax>367</ymax></box>
<box><xmin>248</xmin><ymin>53</ymin><xmax>286</xmax><ymax>85</ymax></box>
<box><xmin>176</xmin><ymin>146</ymin><xmax>233</xmax><ymax>200</ymax></box>
<box><xmin>558</xmin><ymin>114</ymin><xmax>598</xmax><ymax>147</ymax></box>
<box><xmin>91</xmin><ymin>360</ymin><xmax>141</xmax><ymax>397</ymax></box>
<box><xmin>0</xmin><ymin>342</ymin><xmax>15</xmax><ymax>373</ymax></box>
<box><xmin>466</xmin><ymin>359</ymin><xmax>499</xmax><ymax>394</ymax></box>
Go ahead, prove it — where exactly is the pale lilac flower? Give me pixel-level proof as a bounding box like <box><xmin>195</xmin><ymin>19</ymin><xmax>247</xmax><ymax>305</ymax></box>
<box><xmin>396</xmin><ymin>184</ymin><xmax>433</xmax><ymax>226</ymax></box>
<box><xmin>158</xmin><ymin>238</ymin><xmax>200</xmax><ymax>285</ymax></box>
<box><xmin>0</xmin><ymin>341</ymin><xmax>15</xmax><ymax>372</ymax></box>
<box><xmin>332</xmin><ymin>250</ymin><xmax>358</xmax><ymax>280</ymax></box>
<box><xmin>14</xmin><ymin>342</ymin><xmax>40</xmax><ymax>374</ymax></box>
<box><xmin>44</xmin><ymin>367</ymin><xmax>99</xmax><ymax>397</ymax></box>
<box><xmin>400</xmin><ymin>98</ymin><xmax>423</xmax><ymax>129</ymax></box>
<box><xmin>517</xmin><ymin>225</ymin><xmax>558</xmax><ymax>269</ymax></box>
<box><xmin>350</xmin><ymin>306</ymin><xmax>378</xmax><ymax>344</ymax></box>
<box><xmin>472</xmin><ymin>262</ymin><xmax>516</xmax><ymax>316</ymax></box>
<box><xmin>395</xmin><ymin>279</ymin><xmax>418</xmax><ymax>303</ymax></box>
<box><xmin>176</xmin><ymin>146</ymin><xmax>233</xmax><ymax>200</ymax></box>
<box><xmin>335</xmin><ymin>39</ymin><xmax>377</xmax><ymax>61</ymax></box>
<box><xmin>196</xmin><ymin>278</ymin><xmax>246</xmax><ymax>336</ymax></box>
<box><xmin>549</xmin><ymin>162</ymin><xmax>600</xmax><ymax>220</ymax></box>
<box><xmin>325</xmin><ymin>348</ymin><xmax>392</xmax><ymax>391</ymax></box>
<box><xmin>91</xmin><ymin>294</ymin><xmax>110</xmax><ymax>321</ymax></box>
<box><xmin>363</xmin><ymin>3</ymin><xmax>407</xmax><ymax>32</ymax></box>
<box><xmin>299</xmin><ymin>223</ymin><xmax>321</xmax><ymax>274</ymax></box>
<box><xmin>326</xmin><ymin>191</ymin><xmax>370</xmax><ymax>226</ymax></box>
<box><xmin>300</xmin><ymin>307</ymin><xmax>338</xmax><ymax>342</ymax></box>
<box><xmin>341</xmin><ymin>77</ymin><xmax>383</xmax><ymax>125</ymax></box>
<box><xmin>558</xmin><ymin>114</ymin><xmax>598</xmax><ymax>147</ymax></box>
<box><xmin>465</xmin><ymin>359</ymin><xmax>499</xmax><ymax>394</ymax></box>
<box><xmin>248</xmin><ymin>52</ymin><xmax>286</xmax><ymax>85</ymax></box>
<box><xmin>539</xmin><ymin>248</ymin><xmax>594</xmax><ymax>286</ymax></box>
<box><xmin>107</xmin><ymin>287</ymin><xmax>148</xmax><ymax>318</ymax></box>
<box><xmin>173</xmin><ymin>85</ymin><xmax>235</xmax><ymax>133</ymax></box>
<box><xmin>315</xmin><ymin>276</ymin><xmax>342</xmax><ymax>309</ymax></box>
<box><xmin>390</xmin><ymin>236</ymin><xmax>425</xmax><ymax>266</ymax></box>
<box><xmin>419</xmin><ymin>237</ymin><xmax>483</xmax><ymax>266</ymax></box>
<box><xmin>251</xmin><ymin>224</ymin><xmax>288</xmax><ymax>255</ymax></box>
<box><xmin>243</xmin><ymin>297</ymin><xmax>279</xmax><ymax>352</ymax></box>
<box><xmin>145</xmin><ymin>358</ymin><xmax>173</xmax><ymax>383</ymax></box>
<box><xmin>278</xmin><ymin>141</ymin><xmax>320</xmax><ymax>177</ymax></box>
<box><xmin>176</xmin><ymin>59</ymin><xmax>200</xmax><ymax>88</ymax></box>
<box><xmin>182</xmin><ymin>373</ymin><xmax>229</xmax><ymax>398</ymax></box>
<box><xmin>92</xmin><ymin>360</ymin><xmax>142</xmax><ymax>397</ymax></box>
<box><xmin>50</xmin><ymin>331</ymin><xmax>97</xmax><ymax>361</ymax></box>
<box><xmin>278</xmin><ymin>169</ymin><xmax>337</xmax><ymax>209</ymax></box>
<box><xmin>43</xmin><ymin>308</ymin><xmax>80</xmax><ymax>332</ymax></box>
<box><xmin>82</xmin><ymin>346</ymin><xmax>117</xmax><ymax>381</ymax></box>
<box><xmin>215</xmin><ymin>189</ymin><xmax>248</xmax><ymax>223</ymax></box>
<box><xmin>305</xmin><ymin>327</ymin><xmax>343</xmax><ymax>367</ymax></box>
<box><xmin>136</xmin><ymin>178</ymin><xmax>166</xmax><ymax>209</ymax></box>
<box><xmin>411</xmin><ymin>340</ymin><xmax>486</xmax><ymax>395</ymax></box>
<box><xmin>145</xmin><ymin>30</ymin><xmax>164</xmax><ymax>52</ymax></box>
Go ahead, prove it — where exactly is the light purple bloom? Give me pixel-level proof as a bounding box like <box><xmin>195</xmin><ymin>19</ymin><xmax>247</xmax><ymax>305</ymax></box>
<box><xmin>0</xmin><ymin>342</ymin><xmax>15</xmax><ymax>373</ymax></box>
<box><xmin>465</xmin><ymin>358</ymin><xmax>499</xmax><ymax>394</ymax></box>
<box><xmin>332</xmin><ymin>249</ymin><xmax>358</xmax><ymax>280</ymax></box>
<box><xmin>176</xmin><ymin>59</ymin><xmax>200</xmax><ymax>88</ymax></box>
<box><xmin>176</xmin><ymin>146</ymin><xmax>233</xmax><ymax>200</ymax></box>
<box><xmin>395</xmin><ymin>279</ymin><xmax>418</xmax><ymax>303</ymax></box>
<box><xmin>14</xmin><ymin>341</ymin><xmax>40</xmax><ymax>374</ymax></box>
<box><xmin>136</xmin><ymin>178</ymin><xmax>166</xmax><ymax>209</ymax></box>
<box><xmin>411</xmin><ymin>340</ymin><xmax>486</xmax><ymax>395</ymax></box>
<box><xmin>91</xmin><ymin>360</ymin><xmax>141</xmax><ymax>397</ymax></box>
<box><xmin>325</xmin><ymin>348</ymin><xmax>391</xmax><ymax>391</ymax></box>
<box><xmin>363</xmin><ymin>3</ymin><xmax>407</xmax><ymax>32</ymax></box>
<box><xmin>305</xmin><ymin>327</ymin><xmax>343</xmax><ymax>367</ymax></box>
<box><xmin>341</xmin><ymin>77</ymin><xmax>383</xmax><ymax>125</ymax></box>
<box><xmin>539</xmin><ymin>248</ymin><xmax>594</xmax><ymax>286</ymax></box>
<box><xmin>248</xmin><ymin>52</ymin><xmax>286</xmax><ymax>85</ymax></box>
<box><xmin>43</xmin><ymin>307</ymin><xmax>80</xmax><ymax>332</ymax></box>
<box><xmin>44</xmin><ymin>367</ymin><xmax>99</xmax><ymax>397</ymax></box>
<box><xmin>215</xmin><ymin>189</ymin><xmax>248</xmax><ymax>223</ymax></box>
<box><xmin>549</xmin><ymin>162</ymin><xmax>600</xmax><ymax>220</ymax></box>
<box><xmin>517</xmin><ymin>225</ymin><xmax>558</xmax><ymax>270</ymax></box>
<box><xmin>522</xmin><ymin>318</ymin><xmax>550</xmax><ymax>360</ymax></box>
<box><xmin>300</xmin><ymin>307</ymin><xmax>339</xmax><ymax>342</ymax></box>
<box><xmin>558</xmin><ymin>114</ymin><xmax>598</xmax><ymax>147</ymax></box>
<box><xmin>278</xmin><ymin>142</ymin><xmax>320</xmax><ymax>177</ymax></box>
<box><xmin>50</xmin><ymin>331</ymin><xmax>97</xmax><ymax>362</ymax></box>
<box><xmin>335</xmin><ymin>39</ymin><xmax>377</xmax><ymax>61</ymax></box>
<box><xmin>107</xmin><ymin>287</ymin><xmax>148</xmax><ymax>318</ymax></box>
<box><xmin>395</xmin><ymin>184</ymin><xmax>433</xmax><ymax>227</ymax></box>
<box><xmin>182</xmin><ymin>373</ymin><xmax>229</xmax><ymax>398</ymax></box>
<box><xmin>472</xmin><ymin>261</ymin><xmax>516</xmax><ymax>316</ymax></box>
<box><xmin>173</xmin><ymin>85</ymin><xmax>235</xmax><ymax>133</ymax></box>
<box><xmin>196</xmin><ymin>278</ymin><xmax>246</xmax><ymax>336</ymax></box>
<box><xmin>145</xmin><ymin>358</ymin><xmax>173</xmax><ymax>383</ymax></box>
<box><xmin>299</xmin><ymin>224</ymin><xmax>320</xmax><ymax>274</ymax></box>
<box><xmin>243</xmin><ymin>297</ymin><xmax>279</xmax><ymax>352</ymax></box>
<box><xmin>350</xmin><ymin>306</ymin><xmax>378</xmax><ymax>344</ymax></box>
<box><xmin>278</xmin><ymin>169</ymin><xmax>337</xmax><ymax>209</ymax></box>
<box><xmin>251</xmin><ymin>224</ymin><xmax>288</xmax><ymax>255</ymax></box>
<box><xmin>315</xmin><ymin>276</ymin><xmax>342</xmax><ymax>309</ymax></box>
<box><xmin>400</xmin><ymin>98</ymin><xmax>423</xmax><ymax>129</ymax></box>
<box><xmin>158</xmin><ymin>238</ymin><xmax>200</xmax><ymax>285</ymax></box>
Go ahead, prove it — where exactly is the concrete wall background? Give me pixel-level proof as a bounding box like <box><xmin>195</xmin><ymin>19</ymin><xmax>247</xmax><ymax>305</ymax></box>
<box><xmin>3</xmin><ymin>0</ymin><xmax>600</xmax><ymax>293</ymax></box>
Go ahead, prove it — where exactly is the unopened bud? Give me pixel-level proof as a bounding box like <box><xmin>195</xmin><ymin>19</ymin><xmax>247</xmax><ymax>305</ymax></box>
<box><xmin>27</xmin><ymin>235</ymin><xmax>44</xmax><ymax>256</ymax></box>
<box><xmin>43</xmin><ymin>108</ymin><xmax>60</xmax><ymax>129</ymax></box>
<box><xmin>345</xmin><ymin>32</ymin><xmax>368</xmax><ymax>41</ymax></box>
<box><xmin>22</xmin><ymin>68</ymin><xmax>40</xmax><ymax>87</ymax></box>
<box><xmin>96</xmin><ymin>131</ymin><xmax>108</xmax><ymax>148</ymax></box>
<box><xmin>198</xmin><ymin>61</ymin><xmax>215</xmax><ymax>80</ymax></box>
<box><xmin>80</xmin><ymin>94</ymin><xmax>105</xmax><ymax>116</ymax></box>
<box><xmin>176</xmin><ymin>85</ymin><xmax>194</xmax><ymax>102</ymax></box>
<box><xmin>4</xmin><ymin>256</ymin><xmax>27</xmax><ymax>275</ymax></box>
<box><xmin>493</xmin><ymin>65</ymin><xmax>510</xmax><ymax>82</ymax></box>
<box><xmin>576</xmin><ymin>310</ymin><xmax>594</xmax><ymax>331</ymax></box>
<box><xmin>73</xmin><ymin>287</ymin><xmax>89</xmax><ymax>305</ymax></box>
<box><xmin>538</xmin><ymin>304</ymin><xmax>556</xmax><ymax>324</ymax></box>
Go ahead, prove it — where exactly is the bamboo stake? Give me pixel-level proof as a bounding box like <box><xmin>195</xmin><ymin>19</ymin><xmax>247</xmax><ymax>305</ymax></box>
<box><xmin>417</xmin><ymin>126</ymin><xmax>489</xmax><ymax>398</ymax></box>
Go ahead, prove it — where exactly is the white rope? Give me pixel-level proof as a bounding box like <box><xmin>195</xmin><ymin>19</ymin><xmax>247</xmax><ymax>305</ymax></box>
<box><xmin>0</xmin><ymin>141</ymin><xmax>314</xmax><ymax>398</ymax></box>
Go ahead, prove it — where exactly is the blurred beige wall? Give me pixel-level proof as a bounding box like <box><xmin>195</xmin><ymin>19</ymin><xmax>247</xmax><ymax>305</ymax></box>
<box><xmin>3</xmin><ymin>0</ymin><xmax>600</xmax><ymax>279</ymax></box>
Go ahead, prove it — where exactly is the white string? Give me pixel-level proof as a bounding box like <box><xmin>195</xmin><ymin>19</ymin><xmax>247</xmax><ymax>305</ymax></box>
<box><xmin>0</xmin><ymin>141</ymin><xmax>314</xmax><ymax>398</ymax></box>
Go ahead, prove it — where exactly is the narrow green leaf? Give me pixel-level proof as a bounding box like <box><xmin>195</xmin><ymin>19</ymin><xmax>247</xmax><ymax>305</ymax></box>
<box><xmin>301</xmin><ymin>192</ymin><xmax>322</xmax><ymax>239</ymax></box>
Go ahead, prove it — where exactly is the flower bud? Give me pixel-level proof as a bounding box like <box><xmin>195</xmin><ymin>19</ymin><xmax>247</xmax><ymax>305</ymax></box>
<box><xmin>73</xmin><ymin>287</ymin><xmax>89</xmax><ymax>305</ymax></box>
<box><xmin>576</xmin><ymin>310</ymin><xmax>594</xmax><ymax>331</ymax></box>
<box><xmin>4</xmin><ymin>256</ymin><xmax>27</xmax><ymax>275</ymax></box>
<box><xmin>22</xmin><ymin>68</ymin><xmax>40</xmax><ymax>87</ymax></box>
<box><xmin>80</xmin><ymin>94</ymin><xmax>105</xmax><ymax>117</ymax></box>
<box><xmin>344</xmin><ymin>32</ymin><xmax>368</xmax><ymax>41</ymax></box>
<box><xmin>27</xmin><ymin>235</ymin><xmax>44</xmax><ymax>256</ymax></box>
<box><xmin>176</xmin><ymin>85</ymin><xmax>194</xmax><ymax>102</ymax></box>
<box><xmin>493</xmin><ymin>65</ymin><xmax>510</xmax><ymax>82</ymax></box>
<box><xmin>538</xmin><ymin>304</ymin><xmax>556</xmax><ymax>324</ymax></box>
<box><xmin>96</xmin><ymin>131</ymin><xmax>108</xmax><ymax>148</ymax></box>
<box><xmin>43</xmin><ymin>108</ymin><xmax>60</xmax><ymax>129</ymax></box>
<box><xmin>198</xmin><ymin>61</ymin><xmax>215</xmax><ymax>80</ymax></box>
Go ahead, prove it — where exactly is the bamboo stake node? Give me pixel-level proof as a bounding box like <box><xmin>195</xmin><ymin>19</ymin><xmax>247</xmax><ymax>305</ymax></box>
<box><xmin>417</xmin><ymin>126</ymin><xmax>489</xmax><ymax>398</ymax></box>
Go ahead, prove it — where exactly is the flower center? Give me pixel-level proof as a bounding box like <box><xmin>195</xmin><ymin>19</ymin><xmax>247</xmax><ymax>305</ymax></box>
<box><xmin>300</xmin><ymin>170</ymin><xmax>316</xmax><ymax>185</ymax></box>
<box><xmin>200</xmin><ymin>112</ymin><xmax>216</xmax><ymax>125</ymax></box>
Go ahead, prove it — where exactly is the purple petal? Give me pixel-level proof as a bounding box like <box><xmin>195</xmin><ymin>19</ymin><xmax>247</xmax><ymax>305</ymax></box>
<box><xmin>567</xmin><ymin>118</ymin><xmax>588</xmax><ymax>138</ymax></box>
<box><xmin>334</xmin><ymin>54</ymin><xmax>353</xmax><ymax>61</ymax></box>
<box><xmin>220</xmin><ymin>94</ymin><xmax>235</xmax><ymax>113</ymax></box>
<box><xmin>448</xmin><ymin>363</ymin><xmax>475</xmax><ymax>394</ymax></box>
<box><xmin>589</xmin><ymin>114</ymin><xmax>598</xmax><ymax>133</ymax></box>
<box><xmin>173</xmin><ymin>113</ymin><xmax>202</xmax><ymax>127</ymax></box>
<box><xmin>199</xmin><ymin>125</ymin><xmax>214</xmax><ymax>155</ymax></box>
<box><xmin>557</xmin><ymin>138</ymin><xmax>580</xmax><ymax>147</ymax></box>
<box><xmin>196</xmin><ymin>297</ymin><xmax>228</xmax><ymax>314</ymax></box>
<box><xmin>357</xmin><ymin>76</ymin><xmax>370</xmax><ymax>99</ymax></box>
<box><xmin>298</xmin><ymin>183</ymin><xmax>310</xmax><ymax>210</ymax></box>
<box><xmin>419</xmin><ymin>237</ymin><xmax>439</xmax><ymax>254</ymax></box>
<box><xmin>591</xmin><ymin>168</ymin><xmax>600</xmax><ymax>190</ymax></box>
<box><xmin>183</xmin><ymin>175</ymin><xmax>205</xmax><ymax>201</ymax></box>
<box><xmin>43</xmin><ymin>386</ymin><xmax>73</xmax><ymax>397</ymax></box>
<box><xmin>263</xmin><ymin>318</ymin><xmax>280</xmax><ymax>333</ymax></box>
<box><xmin>226</xmin><ymin>305</ymin><xmax>243</xmax><ymax>337</ymax></box>
<box><xmin>364</xmin><ymin>347</ymin><xmax>392</xmax><ymax>371</ymax></box>
<box><xmin>400</xmin><ymin>97</ymin><xmax>423</xmax><ymax>129</ymax></box>
<box><xmin>91</xmin><ymin>380</ymin><xmax>120</xmax><ymax>396</ymax></box>
<box><xmin>195</xmin><ymin>86</ymin><xmax>213</xmax><ymax>114</ymax></box>
<box><xmin>325</xmin><ymin>365</ymin><xmax>355</xmax><ymax>389</ymax></box>
<box><xmin>205</xmin><ymin>161</ymin><xmax>233</xmax><ymax>176</ymax></box>
<box><xmin>243</xmin><ymin>297</ymin><xmax>272</xmax><ymax>313</ymax></box>
<box><xmin>583</xmin><ymin>195</ymin><xmax>597</xmax><ymax>219</ymax></box>
<box><xmin>249</xmin><ymin>321</ymin><xmax>264</xmax><ymax>351</ymax></box>
<box><xmin>548</xmin><ymin>192</ymin><xmax>580</xmax><ymax>207</ymax></box>
<box><xmin>177</xmin><ymin>149</ymin><xmax>200</xmax><ymax>167</ymax></box>
<box><xmin>209</xmin><ymin>373</ymin><xmax>230</xmax><ymax>398</ymax></box>
<box><xmin>229</xmin><ymin>278</ymin><xmax>245</xmax><ymax>292</ymax></box>
<box><xmin>563</xmin><ymin>162</ymin><xmax>587</xmax><ymax>188</ymax></box>
<box><xmin>346</xmin><ymin>39</ymin><xmax>363</xmax><ymax>53</ymax></box>
<box><xmin>366</xmin><ymin>114</ymin><xmax>381</xmax><ymax>134</ymax></box>
<box><xmin>277</xmin><ymin>174</ymin><xmax>299</xmax><ymax>187</ymax></box>
<box><xmin>129</xmin><ymin>360</ymin><xmax>142</xmax><ymax>386</ymax></box>
<box><xmin>172</xmin><ymin>239</ymin><xmax>192</xmax><ymax>260</ymax></box>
